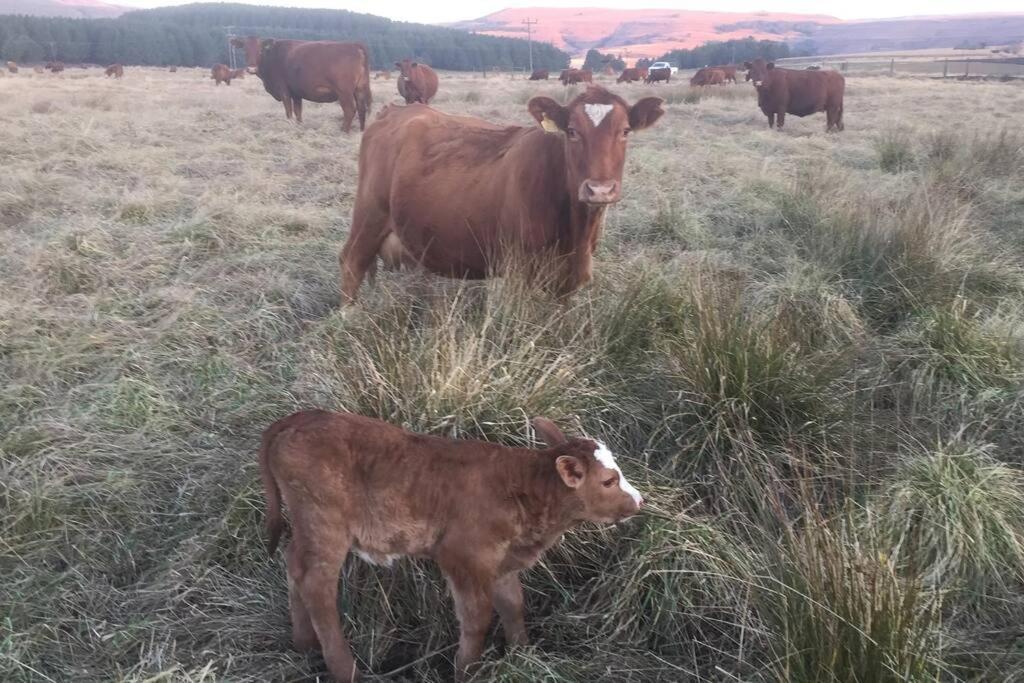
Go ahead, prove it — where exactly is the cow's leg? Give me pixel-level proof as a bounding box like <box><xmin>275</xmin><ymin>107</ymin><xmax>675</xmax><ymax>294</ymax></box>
<box><xmin>355</xmin><ymin>89</ymin><xmax>369</xmax><ymax>131</ymax></box>
<box><xmin>338</xmin><ymin>91</ymin><xmax>356</xmax><ymax>134</ymax></box>
<box><xmin>492</xmin><ymin>572</ymin><xmax>527</xmax><ymax>647</ymax></box>
<box><xmin>340</xmin><ymin>203</ymin><xmax>389</xmax><ymax>305</ymax></box>
<box><xmin>836</xmin><ymin>105</ymin><xmax>844</xmax><ymax>132</ymax></box>
<box><xmin>446</xmin><ymin>574</ymin><xmax>495</xmax><ymax>682</ymax></box>
<box><xmin>286</xmin><ymin>540</ymin><xmax>319</xmax><ymax>652</ymax></box>
<box><xmin>776</xmin><ymin>111</ymin><xmax>786</xmax><ymax>130</ymax></box>
<box><xmin>283</xmin><ymin>95</ymin><xmax>294</xmax><ymax>120</ymax></box>
<box><xmin>293</xmin><ymin>541</ymin><xmax>359</xmax><ymax>682</ymax></box>
<box><xmin>292</xmin><ymin>96</ymin><xmax>303</xmax><ymax>124</ymax></box>
<box><xmin>767</xmin><ymin>112</ymin><xmax>775</xmax><ymax>128</ymax></box>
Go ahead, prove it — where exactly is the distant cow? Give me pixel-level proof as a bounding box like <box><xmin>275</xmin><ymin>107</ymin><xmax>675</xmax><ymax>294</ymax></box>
<box><xmin>616</xmin><ymin>67</ymin><xmax>643</xmax><ymax>83</ymax></box>
<box><xmin>6</xmin><ymin>61</ymin><xmax>17</xmax><ymax>74</ymax></box>
<box><xmin>560</xmin><ymin>68</ymin><xmax>593</xmax><ymax>85</ymax></box>
<box><xmin>230</xmin><ymin>68</ymin><xmax>245</xmax><ymax>80</ymax></box>
<box><xmin>645</xmin><ymin>67</ymin><xmax>671</xmax><ymax>84</ymax></box>
<box><xmin>744</xmin><ymin>58</ymin><xmax>845</xmax><ymax>132</ymax></box>
<box><xmin>339</xmin><ymin>86</ymin><xmax>664</xmax><ymax>304</ymax></box>
<box><xmin>47</xmin><ymin>61</ymin><xmax>65</xmax><ymax>74</ymax></box>
<box><xmin>231</xmin><ymin>37</ymin><xmax>372</xmax><ymax>133</ymax></box>
<box><xmin>374</xmin><ymin>70</ymin><xmax>391</xmax><ymax>80</ymax></box>
<box><xmin>395</xmin><ymin>59</ymin><xmax>438</xmax><ymax>104</ymax></box>
<box><xmin>260</xmin><ymin>410</ymin><xmax>644</xmax><ymax>682</ymax></box>
<box><xmin>211</xmin><ymin>63</ymin><xmax>233</xmax><ymax>85</ymax></box>
<box><xmin>34</xmin><ymin>66</ymin><xmax>44</xmax><ymax>74</ymax></box>
<box><xmin>104</xmin><ymin>64</ymin><xmax>123</xmax><ymax>78</ymax></box>
<box><xmin>690</xmin><ymin>68</ymin><xmax>726</xmax><ymax>86</ymax></box>
<box><xmin>529</xmin><ymin>68</ymin><xmax>549</xmax><ymax>80</ymax></box>
<box><xmin>706</xmin><ymin>64</ymin><xmax>738</xmax><ymax>83</ymax></box>
<box><xmin>169</xmin><ymin>66</ymin><xmax>178</xmax><ymax>73</ymax></box>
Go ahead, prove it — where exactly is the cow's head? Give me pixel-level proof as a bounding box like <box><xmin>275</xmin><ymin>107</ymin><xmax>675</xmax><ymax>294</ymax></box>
<box><xmin>230</xmin><ymin>36</ymin><xmax>264</xmax><ymax>74</ymax></box>
<box><xmin>745</xmin><ymin>58</ymin><xmax>773</xmax><ymax>87</ymax></box>
<box><xmin>527</xmin><ymin>86</ymin><xmax>663</xmax><ymax>205</ymax></box>
<box><xmin>395</xmin><ymin>59</ymin><xmax>417</xmax><ymax>79</ymax></box>
<box><xmin>533</xmin><ymin>417</ymin><xmax>644</xmax><ymax>524</ymax></box>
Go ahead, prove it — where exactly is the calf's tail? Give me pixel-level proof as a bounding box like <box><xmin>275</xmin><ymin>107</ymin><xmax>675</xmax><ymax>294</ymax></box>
<box><xmin>259</xmin><ymin>427</ymin><xmax>285</xmax><ymax>555</ymax></box>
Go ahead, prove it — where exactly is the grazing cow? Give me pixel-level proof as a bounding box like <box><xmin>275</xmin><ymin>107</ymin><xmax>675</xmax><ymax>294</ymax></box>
<box><xmin>230</xmin><ymin>68</ymin><xmax>246</xmax><ymax>80</ymax></box>
<box><xmin>339</xmin><ymin>86</ymin><xmax>664</xmax><ymax>304</ymax></box>
<box><xmin>690</xmin><ymin>68</ymin><xmax>726</xmax><ymax>86</ymax></box>
<box><xmin>47</xmin><ymin>61</ymin><xmax>65</xmax><ymax>74</ymax></box>
<box><xmin>529</xmin><ymin>68</ymin><xmax>549</xmax><ymax>80</ymax></box>
<box><xmin>260</xmin><ymin>410</ymin><xmax>645</xmax><ymax>683</ymax></box>
<box><xmin>6</xmin><ymin>61</ymin><xmax>17</xmax><ymax>74</ymax></box>
<box><xmin>744</xmin><ymin>58</ymin><xmax>845</xmax><ymax>132</ymax></box>
<box><xmin>104</xmin><ymin>63</ymin><xmax>123</xmax><ymax>78</ymax></box>
<box><xmin>645</xmin><ymin>67</ymin><xmax>671</xmax><ymax>84</ymax></box>
<box><xmin>395</xmin><ymin>59</ymin><xmax>439</xmax><ymax>104</ymax></box>
<box><xmin>616</xmin><ymin>67</ymin><xmax>643</xmax><ymax>83</ymax></box>
<box><xmin>560</xmin><ymin>68</ymin><xmax>592</xmax><ymax>85</ymax></box>
<box><xmin>231</xmin><ymin>37</ymin><xmax>372</xmax><ymax>133</ymax></box>
<box><xmin>708</xmin><ymin>64</ymin><xmax>738</xmax><ymax>83</ymax></box>
<box><xmin>211</xmin><ymin>63</ymin><xmax>233</xmax><ymax>85</ymax></box>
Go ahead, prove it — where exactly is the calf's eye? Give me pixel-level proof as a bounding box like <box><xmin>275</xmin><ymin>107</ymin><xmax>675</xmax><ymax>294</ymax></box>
<box><xmin>602</xmin><ymin>477</ymin><xmax>617</xmax><ymax>488</ymax></box>
<box><xmin>622</xmin><ymin>128</ymin><xmax>631</xmax><ymax>139</ymax></box>
<box><xmin>567</xmin><ymin>128</ymin><xmax>580</xmax><ymax>141</ymax></box>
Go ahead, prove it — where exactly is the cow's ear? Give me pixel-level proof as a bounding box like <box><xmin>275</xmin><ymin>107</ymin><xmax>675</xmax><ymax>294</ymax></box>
<box><xmin>742</xmin><ymin>61</ymin><xmax>752</xmax><ymax>69</ymax></box>
<box><xmin>629</xmin><ymin>97</ymin><xmax>664</xmax><ymax>131</ymax></box>
<box><xmin>556</xmin><ymin>455</ymin><xmax>586</xmax><ymax>489</ymax></box>
<box><xmin>532</xmin><ymin>417</ymin><xmax>568</xmax><ymax>446</ymax></box>
<box><xmin>767</xmin><ymin>62</ymin><xmax>775</xmax><ymax>70</ymax></box>
<box><xmin>260</xmin><ymin>38</ymin><xmax>275</xmax><ymax>50</ymax></box>
<box><xmin>527</xmin><ymin>97</ymin><xmax>568</xmax><ymax>132</ymax></box>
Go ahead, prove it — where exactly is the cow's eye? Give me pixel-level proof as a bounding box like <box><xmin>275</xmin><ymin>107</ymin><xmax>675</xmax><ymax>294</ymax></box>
<box><xmin>567</xmin><ymin>128</ymin><xmax>580</xmax><ymax>141</ymax></box>
<box><xmin>622</xmin><ymin>128</ymin><xmax>632</xmax><ymax>139</ymax></box>
<box><xmin>602</xmin><ymin>477</ymin><xmax>617</xmax><ymax>488</ymax></box>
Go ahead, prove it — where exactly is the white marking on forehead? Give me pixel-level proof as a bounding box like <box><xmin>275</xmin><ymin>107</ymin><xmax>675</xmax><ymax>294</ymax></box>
<box><xmin>584</xmin><ymin>103</ymin><xmax>614</xmax><ymax>127</ymax></box>
<box><xmin>593</xmin><ymin>441</ymin><xmax>643</xmax><ymax>505</ymax></box>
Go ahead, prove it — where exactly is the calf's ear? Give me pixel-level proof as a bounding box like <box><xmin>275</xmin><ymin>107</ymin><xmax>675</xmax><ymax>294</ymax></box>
<box><xmin>528</xmin><ymin>97</ymin><xmax>569</xmax><ymax>132</ymax></box>
<box><xmin>629</xmin><ymin>97</ymin><xmax>665</xmax><ymax>131</ymax></box>
<box><xmin>532</xmin><ymin>417</ymin><xmax>568</xmax><ymax>446</ymax></box>
<box><xmin>556</xmin><ymin>455</ymin><xmax>586</xmax><ymax>489</ymax></box>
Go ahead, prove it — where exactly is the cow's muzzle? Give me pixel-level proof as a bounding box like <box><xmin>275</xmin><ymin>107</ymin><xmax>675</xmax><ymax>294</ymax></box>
<box><xmin>579</xmin><ymin>180</ymin><xmax>620</xmax><ymax>205</ymax></box>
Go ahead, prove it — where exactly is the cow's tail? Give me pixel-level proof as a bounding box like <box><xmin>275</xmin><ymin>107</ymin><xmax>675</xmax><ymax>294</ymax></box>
<box><xmin>259</xmin><ymin>424</ymin><xmax>285</xmax><ymax>555</ymax></box>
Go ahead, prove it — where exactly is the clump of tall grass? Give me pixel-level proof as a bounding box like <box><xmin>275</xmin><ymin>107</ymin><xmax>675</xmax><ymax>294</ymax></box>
<box><xmin>875</xmin><ymin>442</ymin><xmax>1024</xmax><ymax>599</ymax></box>
<box><xmin>875</xmin><ymin>129</ymin><xmax>915</xmax><ymax>173</ymax></box>
<box><xmin>755</xmin><ymin>507</ymin><xmax>943</xmax><ymax>682</ymax></box>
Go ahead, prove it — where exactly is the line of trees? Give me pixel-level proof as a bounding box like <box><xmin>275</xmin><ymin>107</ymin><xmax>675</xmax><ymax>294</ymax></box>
<box><xmin>657</xmin><ymin>37</ymin><xmax>797</xmax><ymax>69</ymax></box>
<box><xmin>581</xmin><ymin>48</ymin><xmax>625</xmax><ymax>72</ymax></box>
<box><xmin>0</xmin><ymin>2</ymin><xmax>570</xmax><ymax>70</ymax></box>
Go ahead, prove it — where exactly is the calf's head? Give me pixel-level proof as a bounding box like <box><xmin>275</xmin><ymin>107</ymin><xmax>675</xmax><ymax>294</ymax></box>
<box><xmin>533</xmin><ymin>417</ymin><xmax>644</xmax><ymax>524</ymax></box>
<box><xmin>528</xmin><ymin>87</ymin><xmax>663</xmax><ymax>206</ymax></box>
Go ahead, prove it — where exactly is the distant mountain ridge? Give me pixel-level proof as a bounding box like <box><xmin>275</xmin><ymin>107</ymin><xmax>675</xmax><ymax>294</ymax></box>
<box><xmin>451</xmin><ymin>7</ymin><xmax>1024</xmax><ymax>58</ymax></box>
<box><xmin>0</xmin><ymin>0</ymin><xmax>126</xmax><ymax>18</ymax></box>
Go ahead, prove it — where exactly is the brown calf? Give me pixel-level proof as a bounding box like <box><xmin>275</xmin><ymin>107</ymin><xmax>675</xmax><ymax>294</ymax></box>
<box><xmin>529</xmin><ymin>68</ymin><xmax>549</xmax><ymax>80</ymax></box>
<box><xmin>260</xmin><ymin>410</ymin><xmax>644</xmax><ymax>682</ymax></box>
<box><xmin>5</xmin><ymin>61</ymin><xmax>17</xmax><ymax>74</ymax></box>
<box><xmin>645</xmin><ymin>67</ymin><xmax>671</xmax><ymax>84</ymax></box>
<box><xmin>211</xmin><ymin>63</ymin><xmax>232</xmax><ymax>85</ymax></box>
<box><xmin>616</xmin><ymin>67</ymin><xmax>643</xmax><ymax>83</ymax></box>
<box><xmin>395</xmin><ymin>59</ymin><xmax>439</xmax><ymax>104</ymax></box>
<box><xmin>105</xmin><ymin>63</ymin><xmax>123</xmax><ymax>78</ymax></box>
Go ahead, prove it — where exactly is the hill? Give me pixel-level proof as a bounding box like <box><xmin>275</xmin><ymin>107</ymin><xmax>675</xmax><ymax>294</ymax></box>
<box><xmin>0</xmin><ymin>2</ymin><xmax>570</xmax><ymax>69</ymax></box>
<box><xmin>0</xmin><ymin>0</ymin><xmax>126</xmax><ymax>18</ymax></box>
<box><xmin>451</xmin><ymin>7</ymin><xmax>1024</xmax><ymax>59</ymax></box>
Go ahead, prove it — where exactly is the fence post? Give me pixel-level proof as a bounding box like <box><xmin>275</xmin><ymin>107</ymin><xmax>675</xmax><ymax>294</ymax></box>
<box><xmin>890</xmin><ymin>58</ymin><xmax>895</xmax><ymax>75</ymax></box>
<box><xmin>943</xmin><ymin>58</ymin><xmax>948</xmax><ymax>78</ymax></box>
<box><xmin>965</xmin><ymin>59</ymin><xmax>970</xmax><ymax>78</ymax></box>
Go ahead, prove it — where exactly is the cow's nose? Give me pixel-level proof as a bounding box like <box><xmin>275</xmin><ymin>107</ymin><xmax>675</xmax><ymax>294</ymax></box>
<box><xmin>581</xmin><ymin>180</ymin><xmax>619</xmax><ymax>204</ymax></box>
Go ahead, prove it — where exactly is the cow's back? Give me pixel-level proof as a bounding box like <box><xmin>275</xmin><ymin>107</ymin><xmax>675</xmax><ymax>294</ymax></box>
<box><xmin>770</xmin><ymin>68</ymin><xmax>844</xmax><ymax>116</ymax></box>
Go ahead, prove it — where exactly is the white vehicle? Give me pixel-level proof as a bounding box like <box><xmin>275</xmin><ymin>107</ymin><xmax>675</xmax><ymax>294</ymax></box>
<box><xmin>647</xmin><ymin>61</ymin><xmax>678</xmax><ymax>74</ymax></box>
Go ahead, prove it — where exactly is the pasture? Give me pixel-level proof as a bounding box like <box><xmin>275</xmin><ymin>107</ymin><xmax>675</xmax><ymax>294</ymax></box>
<box><xmin>2</xmin><ymin>66</ymin><xmax>1024</xmax><ymax>681</ymax></box>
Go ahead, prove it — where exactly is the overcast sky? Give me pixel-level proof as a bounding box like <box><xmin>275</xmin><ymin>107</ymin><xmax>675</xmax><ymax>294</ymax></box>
<box><xmin>114</xmin><ymin>0</ymin><xmax>1024</xmax><ymax>26</ymax></box>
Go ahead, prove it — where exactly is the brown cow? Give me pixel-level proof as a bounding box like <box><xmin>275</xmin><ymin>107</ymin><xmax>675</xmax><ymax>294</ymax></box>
<box><xmin>47</xmin><ymin>61</ymin><xmax>65</xmax><ymax>74</ymax></box>
<box><xmin>211</xmin><ymin>63</ymin><xmax>233</xmax><ymax>85</ymax></box>
<box><xmin>230</xmin><ymin>68</ymin><xmax>245</xmax><ymax>80</ymax></box>
<box><xmin>338</xmin><ymin>86</ymin><xmax>664</xmax><ymax>304</ymax></box>
<box><xmin>231</xmin><ymin>37</ymin><xmax>372</xmax><ymax>133</ymax></box>
<box><xmin>744</xmin><ymin>58</ymin><xmax>845</xmax><ymax>132</ymax></box>
<box><xmin>616</xmin><ymin>67</ymin><xmax>643</xmax><ymax>83</ymax></box>
<box><xmin>6</xmin><ymin>61</ymin><xmax>17</xmax><ymax>74</ymax></box>
<box><xmin>690</xmin><ymin>68</ymin><xmax>726</xmax><ymax>86</ymax></box>
<box><xmin>707</xmin><ymin>64</ymin><xmax>738</xmax><ymax>83</ymax></box>
<box><xmin>259</xmin><ymin>410</ymin><xmax>644</xmax><ymax>683</ymax></box>
<box><xmin>529</xmin><ymin>68</ymin><xmax>549</xmax><ymax>80</ymax></box>
<box><xmin>645</xmin><ymin>67</ymin><xmax>670</xmax><ymax>84</ymax></box>
<box><xmin>105</xmin><ymin>63</ymin><xmax>123</xmax><ymax>79</ymax></box>
<box><xmin>560</xmin><ymin>68</ymin><xmax>593</xmax><ymax>85</ymax></box>
<box><xmin>395</xmin><ymin>59</ymin><xmax>438</xmax><ymax>104</ymax></box>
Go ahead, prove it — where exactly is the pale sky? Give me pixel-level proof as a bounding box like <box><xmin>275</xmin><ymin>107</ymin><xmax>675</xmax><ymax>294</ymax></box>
<box><xmin>115</xmin><ymin>0</ymin><xmax>1024</xmax><ymax>27</ymax></box>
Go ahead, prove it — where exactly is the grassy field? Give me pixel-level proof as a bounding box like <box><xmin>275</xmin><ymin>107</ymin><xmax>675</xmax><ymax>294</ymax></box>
<box><xmin>2</xmin><ymin>66</ymin><xmax>1024</xmax><ymax>681</ymax></box>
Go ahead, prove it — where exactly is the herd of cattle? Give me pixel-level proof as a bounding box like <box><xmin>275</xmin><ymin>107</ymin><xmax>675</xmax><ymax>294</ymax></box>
<box><xmin>7</xmin><ymin>38</ymin><xmax>849</xmax><ymax>683</ymax></box>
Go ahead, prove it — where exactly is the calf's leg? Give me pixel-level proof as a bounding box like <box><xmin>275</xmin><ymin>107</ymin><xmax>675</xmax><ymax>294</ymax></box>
<box><xmin>447</xmin><ymin>576</ymin><xmax>495</xmax><ymax>683</ymax></box>
<box><xmin>292</xmin><ymin>542</ymin><xmax>359</xmax><ymax>682</ymax></box>
<box><xmin>491</xmin><ymin>572</ymin><xmax>527</xmax><ymax>647</ymax></box>
<box><xmin>286</xmin><ymin>540</ymin><xmax>318</xmax><ymax>652</ymax></box>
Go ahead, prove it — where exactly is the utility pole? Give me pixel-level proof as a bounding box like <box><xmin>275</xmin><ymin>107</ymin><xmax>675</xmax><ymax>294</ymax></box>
<box><xmin>522</xmin><ymin>18</ymin><xmax>538</xmax><ymax>72</ymax></box>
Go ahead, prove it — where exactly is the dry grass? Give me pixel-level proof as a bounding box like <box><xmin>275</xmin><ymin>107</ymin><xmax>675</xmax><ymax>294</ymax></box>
<box><xmin>2</xmin><ymin>67</ymin><xmax>1024</xmax><ymax>681</ymax></box>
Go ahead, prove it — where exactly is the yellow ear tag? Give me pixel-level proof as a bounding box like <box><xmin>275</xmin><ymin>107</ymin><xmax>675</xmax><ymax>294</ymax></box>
<box><xmin>541</xmin><ymin>114</ymin><xmax>559</xmax><ymax>133</ymax></box>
